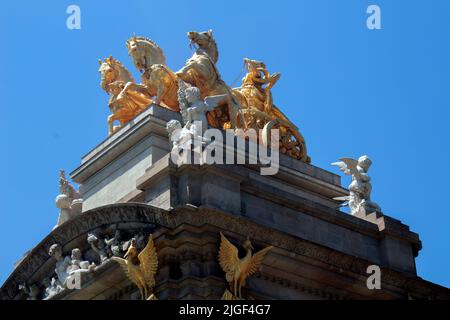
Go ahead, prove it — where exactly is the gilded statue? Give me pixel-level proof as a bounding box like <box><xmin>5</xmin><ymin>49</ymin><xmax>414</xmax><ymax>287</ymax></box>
<box><xmin>176</xmin><ymin>30</ymin><xmax>242</xmax><ymax>129</ymax></box>
<box><xmin>97</xmin><ymin>29</ymin><xmax>311</xmax><ymax>162</ymax></box>
<box><xmin>218</xmin><ymin>232</ymin><xmax>273</xmax><ymax>299</ymax></box>
<box><xmin>332</xmin><ymin>156</ymin><xmax>382</xmax><ymax>216</ymax></box>
<box><xmin>98</xmin><ymin>56</ymin><xmax>153</xmax><ymax>134</ymax></box>
<box><xmin>125</xmin><ymin>36</ymin><xmax>180</xmax><ymax>111</ymax></box>
<box><xmin>112</xmin><ymin>235</ymin><xmax>158</xmax><ymax>300</ymax></box>
<box><xmin>233</xmin><ymin>58</ymin><xmax>280</xmax><ymax>116</ymax></box>
<box><xmin>233</xmin><ymin>58</ymin><xmax>310</xmax><ymax>162</ymax></box>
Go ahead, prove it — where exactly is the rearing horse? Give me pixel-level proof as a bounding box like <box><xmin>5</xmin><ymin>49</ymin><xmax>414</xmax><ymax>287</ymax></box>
<box><xmin>98</xmin><ymin>56</ymin><xmax>152</xmax><ymax>135</ymax></box>
<box><xmin>176</xmin><ymin>30</ymin><xmax>242</xmax><ymax>129</ymax></box>
<box><xmin>124</xmin><ymin>36</ymin><xmax>180</xmax><ymax>111</ymax></box>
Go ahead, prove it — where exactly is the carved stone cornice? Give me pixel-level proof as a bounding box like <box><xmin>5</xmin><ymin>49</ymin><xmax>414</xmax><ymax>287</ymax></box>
<box><xmin>1</xmin><ymin>203</ymin><xmax>449</xmax><ymax>300</ymax></box>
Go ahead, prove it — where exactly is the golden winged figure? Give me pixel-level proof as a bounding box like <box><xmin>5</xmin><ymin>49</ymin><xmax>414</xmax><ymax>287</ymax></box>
<box><xmin>111</xmin><ymin>235</ymin><xmax>158</xmax><ymax>300</ymax></box>
<box><xmin>218</xmin><ymin>232</ymin><xmax>273</xmax><ymax>299</ymax></box>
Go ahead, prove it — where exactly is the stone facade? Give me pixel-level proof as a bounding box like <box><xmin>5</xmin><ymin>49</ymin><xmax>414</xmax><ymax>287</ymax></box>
<box><xmin>1</xmin><ymin>105</ymin><xmax>449</xmax><ymax>300</ymax></box>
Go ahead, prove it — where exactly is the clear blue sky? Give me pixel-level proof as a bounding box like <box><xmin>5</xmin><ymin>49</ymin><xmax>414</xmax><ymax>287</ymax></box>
<box><xmin>0</xmin><ymin>0</ymin><xmax>449</xmax><ymax>289</ymax></box>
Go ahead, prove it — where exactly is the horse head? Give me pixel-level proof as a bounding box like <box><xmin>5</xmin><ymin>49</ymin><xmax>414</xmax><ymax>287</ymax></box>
<box><xmin>244</xmin><ymin>58</ymin><xmax>266</xmax><ymax>72</ymax></box>
<box><xmin>126</xmin><ymin>35</ymin><xmax>166</xmax><ymax>73</ymax></box>
<box><xmin>98</xmin><ymin>56</ymin><xmax>134</xmax><ymax>93</ymax></box>
<box><xmin>187</xmin><ymin>29</ymin><xmax>219</xmax><ymax>64</ymax></box>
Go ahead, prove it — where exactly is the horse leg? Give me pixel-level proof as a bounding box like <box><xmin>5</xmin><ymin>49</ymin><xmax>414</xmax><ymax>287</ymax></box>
<box><xmin>108</xmin><ymin>115</ymin><xmax>115</xmax><ymax>135</ymax></box>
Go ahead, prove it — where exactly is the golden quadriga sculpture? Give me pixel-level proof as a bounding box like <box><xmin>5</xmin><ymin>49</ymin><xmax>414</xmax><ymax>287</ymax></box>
<box><xmin>218</xmin><ymin>232</ymin><xmax>273</xmax><ymax>300</ymax></box>
<box><xmin>112</xmin><ymin>235</ymin><xmax>158</xmax><ymax>300</ymax></box>
<box><xmin>98</xmin><ymin>30</ymin><xmax>310</xmax><ymax>162</ymax></box>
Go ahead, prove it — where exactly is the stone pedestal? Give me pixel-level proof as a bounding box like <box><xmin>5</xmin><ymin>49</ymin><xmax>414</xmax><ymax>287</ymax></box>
<box><xmin>1</xmin><ymin>104</ymin><xmax>449</xmax><ymax>300</ymax></box>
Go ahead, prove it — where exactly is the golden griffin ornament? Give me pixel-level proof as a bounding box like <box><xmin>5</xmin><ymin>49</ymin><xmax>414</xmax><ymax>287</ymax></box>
<box><xmin>111</xmin><ymin>235</ymin><xmax>158</xmax><ymax>300</ymax></box>
<box><xmin>218</xmin><ymin>232</ymin><xmax>273</xmax><ymax>299</ymax></box>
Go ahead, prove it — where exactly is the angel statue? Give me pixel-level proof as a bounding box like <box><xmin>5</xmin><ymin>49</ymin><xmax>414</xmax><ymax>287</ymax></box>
<box><xmin>332</xmin><ymin>155</ymin><xmax>381</xmax><ymax>216</ymax></box>
<box><xmin>111</xmin><ymin>235</ymin><xmax>158</xmax><ymax>300</ymax></box>
<box><xmin>218</xmin><ymin>232</ymin><xmax>273</xmax><ymax>299</ymax></box>
<box><xmin>167</xmin><ymin>80</ymin><xmax>229</xmax><ymax>149</ymax></box>
<box><xmin>54</xmin><ymin>169</ymin><xmax>83</xmax><ymax>230</ymax></box>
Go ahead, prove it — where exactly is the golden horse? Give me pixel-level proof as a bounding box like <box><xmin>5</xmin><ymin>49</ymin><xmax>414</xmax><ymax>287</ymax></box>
<box><xmin>98</xmin><ymin>56</ymin><xmax>153</xmax><ymax>135</ymax></box>
<box><xmin>176</xmin><ymin>30</ymin><xmax>242</xmax><ymax>129</ymax></box>
<box><xmin>124</xmin><ymin>36</ymin><xmax>180</xmax><ymax>112</ymax></box>
<box><xmin>125</xmin><ymin>31</ymin><xmax>241</xmax><ymax>129</ymax></box>
<box><xmin>121</xmin><ymin>31</ymin><xmax>309</xmax><ymax>162</ymax></box>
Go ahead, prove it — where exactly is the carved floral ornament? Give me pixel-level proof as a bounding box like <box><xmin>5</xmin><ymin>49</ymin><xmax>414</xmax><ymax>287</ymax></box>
<box><xmin>98</xmin><ymin>30</ymin><xmax>310</xmax><ymax>162</ymax></box>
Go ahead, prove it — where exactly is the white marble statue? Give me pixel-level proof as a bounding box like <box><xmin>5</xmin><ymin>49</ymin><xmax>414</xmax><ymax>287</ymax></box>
<box><xmin>48</xmin><ymin>243</ymin><xmax>72</xmax><ymax>286</ymax></box>
<box><xmin>54</xmin><ymin>170</ymin><xmax>83</xmax><ymax>230</ymax></box>
<box><xmin>332</xmin><ymin>155</ymin><xmax>381</xmax><ymax>216</ymax></box>
<box><xmin>42</xmin><ymin>277</ymin><xmax>64</xmax><ymax>300</ymax></box>
<box><xmin>87</xmin><ymin>233</ymin><xmax>111</xmax><ymax>263</ymax></box>
<box><xmin>166</xmin><ymin>119</ymin><xmax>192</xmax><ymax>150</ymax></box>
<box><xmin>66</xmin><ymin>248</ymin><xmax>96</xmax><ymax>275</ymax></box>
<box><xmin>167</xmin><ymin>80</ymin><xmax>228</xmax><ymax>149</ymax></box>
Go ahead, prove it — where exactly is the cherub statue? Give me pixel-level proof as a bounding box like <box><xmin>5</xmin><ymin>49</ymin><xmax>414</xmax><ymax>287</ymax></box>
<box><xmin>167</xmin><ymin>80</ymin><xmax>229</xmax><ymax>150</ymax></box>
<box><xmin>87</xmin><ymin>233</ymin><xmax>111</xmax><ymax>263</ymax></box>
<box><xmin>166</xmin><ymin>119</ymin><xmax>192</xmax><ymax>150</ymax></box>
<box><xmin>54</xmin><ymin>170</ymin><xmax>83</xmax><ymax>230</ymax></box>
<box><xmin>332</xmin><ymin>155</ymin><xmax>381</xmax><ymax>216</ymax></box>
<box><xmin>181</xmin><ymin>85</ymin><xmax>210</xmax><ymax>135</ymax></box>
<box><xmin>66</xmin><ymin>248</ymin><xmax>96</xmax><ymax>275</ymax></box>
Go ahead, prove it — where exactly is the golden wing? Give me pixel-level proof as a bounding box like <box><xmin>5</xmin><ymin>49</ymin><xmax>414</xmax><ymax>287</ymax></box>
<box><xmin>244</xmin><ymin>246</ymin><xmax>273</xmax><ymax>279</ymax></box>
<box><xmin>218</xmin><ymin>232</ymin><xmax>240</xmax><ymax>282</ymax></box>
<box><xmin>138</xmin><ymin>235</ymin><xmax>158</xmax><ymax>287</ymax></box>
<box><xmin>111</xmin><ymin>257</ymin><xmax>134</xmax><ymax>283</ymax></box>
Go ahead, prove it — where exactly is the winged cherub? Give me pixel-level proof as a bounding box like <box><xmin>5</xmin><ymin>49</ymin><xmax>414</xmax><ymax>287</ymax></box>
<box><xmin>180</xmin><ymin>81</ymin><xmax>228</xmax><ymax>133</ymax></box>
<box><xmin>332</xmin><ymin>155</ymin><xmax>381</xmax><ymax>216</ymax></box>
<box><xmin>218</xmin><ymin>232</ymin><xmax>273</xmax><ymax>299</ymax></box>
<box><xmin>111</xmin><ymin>235</ymin><xmax>158</xmax><ymax>300</ymax></box>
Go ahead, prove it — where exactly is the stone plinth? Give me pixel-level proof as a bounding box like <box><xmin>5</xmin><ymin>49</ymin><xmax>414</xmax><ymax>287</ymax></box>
<box><xmin>1</xmin><ymin>204</ymin><xmax>448</xmax><ymax>300</ymax></box>
<box><xmin>70</xmin><ymin>105</ymin><xmax>181</xmax><ymax>211</ymax></box>
<box><xmin>1</xmin><ymin>104</ymin><xmax>448</xmax><ymax>300</ymax></box>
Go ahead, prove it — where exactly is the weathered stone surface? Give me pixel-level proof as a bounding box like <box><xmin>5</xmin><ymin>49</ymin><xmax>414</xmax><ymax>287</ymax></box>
<box><xmin>70</xmin><ymin>105</ymin><xmax>180</xmax><ymax>211</ymax></box>
<box><xmin>1</xmin><ymin>203</ymin><xmax>449</xmax><ymax>300</ymax></box>
<box><xmin>2</xmin><ymin>104</ymin><xmax>447</xmax><ymax>300</ymax></box>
